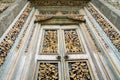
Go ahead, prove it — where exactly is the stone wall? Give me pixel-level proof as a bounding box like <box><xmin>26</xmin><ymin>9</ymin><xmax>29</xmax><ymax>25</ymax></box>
<box><xmin>0</xmin><ymin>0</ymin><xmax>27</xmax><ymax>37</ymax></box>
<box><xmin>91</xmin><ymin>0</ymin><xmax>120</xmax><ymax>31</ymax></box>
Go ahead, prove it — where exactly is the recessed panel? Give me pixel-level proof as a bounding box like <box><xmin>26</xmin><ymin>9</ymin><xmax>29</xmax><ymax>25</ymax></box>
<box><xmin>42</xmin><ymin>30</ymin><xmax>58</xmax><ymax>54</ymax></box>
<box><xmin>68</xmin><ymin>61</ymin><xmax>92</xmax><ymax>80</ymax></box>
<box><xmin>64</xmin><ymin>29</ymin><xmax>83</xmax><ymax>54</ymax></box>
<box><xmin>37</xmin><ymin>62</ymin><xmax>59</xmax><ymax>80</ymax></box>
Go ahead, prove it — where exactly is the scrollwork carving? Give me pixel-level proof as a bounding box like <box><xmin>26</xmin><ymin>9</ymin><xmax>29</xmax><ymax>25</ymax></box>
<box><xmin>35</xmin><ymin>14</ymin><xmax>85</xmax><ymax>23</ymax></box>
<box><xmin>35</xmin><ymin>15</ymin><xmax>53</xmax><ymax>23</ymax></box>
<box><xmin>67</xmin><ymin>15</ymin><xmax>85</xmax><ymax>22</ymax></box>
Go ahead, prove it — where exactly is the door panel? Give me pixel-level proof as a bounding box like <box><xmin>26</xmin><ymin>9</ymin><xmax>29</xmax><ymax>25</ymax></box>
<box><xmin>42</xmin><ymin>30</ymin><xmax>58</xmax><ymax>54</ymax></box>
<box><xmin>66</xmin><ymin>60</ymin><xmax>92</xmax><ymax>80</ymax></box>
<box><xmin>36</xmin><ymin>61</ymin><xmax>61</xmax><ymax>80</ymax></box>
<box><xmin>64</xmin><ymin>29</ymin><xmax>84</xmax><ymax>54</ymax></box>
<box><xmin>35</xmin><ymin>25</ymin><xmax>94</xmax><ymax>80</ymax></box>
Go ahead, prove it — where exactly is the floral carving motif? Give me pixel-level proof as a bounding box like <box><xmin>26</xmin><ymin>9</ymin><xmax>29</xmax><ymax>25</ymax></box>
<box><xmin>42</xmin><ymin>30</ymin><xmax>58</xmax><ymax>54</ymax></box>
<box><xmin>0</xmin><ymin>4</ymin><xmax>32</xmax><ymax>66</ymax></box>
<box><xmin>69</xmin><ymin>61</ymin><xmax>92</xmax><ymax>80</ymax></box>
<box><xmin>64</xmin><ymin>29</ymin><xmax>83</xmax><ymax>54</ymax></box>
<box><xmin>37</xmin><ymin>63</ymin><xmax>59</xmax><ymax>80</ymax></box>
<box><xmin>87</xmin><ymin>3</ymin><xmax>120</xmax><ymax>52</ymax></box>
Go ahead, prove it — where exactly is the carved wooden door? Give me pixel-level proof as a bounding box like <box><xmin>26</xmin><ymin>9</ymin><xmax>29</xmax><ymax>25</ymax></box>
<box><xmin>35</xmin><ymin>25</ymin><xmax>93</xmax><ymax>80</ymax></box>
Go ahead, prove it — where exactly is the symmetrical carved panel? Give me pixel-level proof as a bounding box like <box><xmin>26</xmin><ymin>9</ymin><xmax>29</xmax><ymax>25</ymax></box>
<box><xmin>30</xmin><ymin>0</ymin><xmax>90</xmax><ymax>6</ymax></box>
<box><xmin>87</xmin><ymin>3</ymin><xmax>120</xmax><ymax>52</ymax></box>
<box><xmin>37</xmin><ymin>62</ymin><xmax>59</xmax><ymax>80</ymax></box>
<box><xmin>0</xmin><ymin>4</ymin><xmax>32</xmax><ymax>66</ymax></box>
<box><xmin>64</xmin><ymin>29</ymin><xmax>83</xmax><ymax>54</ymax></box>
<box><xmin>68</xmin><ymin>61</ymin><xmax>92</xmax><ymax>80</ymax></box>
<box><xmin>42</xmin><ymin>30</ymin><xmax>58</xmax><ymax>54</ymax></box>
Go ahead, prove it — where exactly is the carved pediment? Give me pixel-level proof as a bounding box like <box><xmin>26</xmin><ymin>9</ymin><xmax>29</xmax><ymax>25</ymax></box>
<box><xmin>35</xmin><ymin>14</ymin><xmax>85</xmax><ymax>23</ymax></box>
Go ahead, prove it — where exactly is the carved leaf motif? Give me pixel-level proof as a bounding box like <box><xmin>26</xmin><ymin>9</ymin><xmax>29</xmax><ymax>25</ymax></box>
<box><xmin>69</xmin><ymin>61</ymin><xmax>92</xmax><ymax>80</ymax></box>
<box><xmin>37</xmin><ymin>63</ymin><xmax>59</xmax><ymax>80</ymax></box>
<box><xmin>42</xmin><ymin>30</ymin><xmax>58</xmax><ymax>54</ymax></box>
<box><xmin>87</xmin><ymin>3</ymin><xmax>120</xmax><ymax>52</ymax></box>
<box><xmin>0</xmin><ymin>4</ymin><xmax>32</xmax><ymax>66</ymax></box>
<box><xmin>64</xmin><ymin>29</ymin><xmax>83</xmax><ymax>54</ymax></box>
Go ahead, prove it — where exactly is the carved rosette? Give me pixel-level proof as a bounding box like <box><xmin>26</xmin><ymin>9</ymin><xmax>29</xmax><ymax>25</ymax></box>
<box><xmin>87</xmin><ymin>3</ymin><xmax>120</xmax><ymax>52</ymax></box>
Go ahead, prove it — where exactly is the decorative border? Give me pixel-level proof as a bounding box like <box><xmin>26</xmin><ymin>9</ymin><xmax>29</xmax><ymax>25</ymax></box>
<box><xmin>0</xmin><ymin>4</ymin><xmax>32</xmax><ymax>66</ymax></box>
<box><xmin>30</xmin><ymin>0</ymin><xmax>90</xmax><ymax>6</ymax></box>
<box><xmin>87</xmin><ymin>3</ymin><xmax>120</xmax><ymax>52</ymax></box>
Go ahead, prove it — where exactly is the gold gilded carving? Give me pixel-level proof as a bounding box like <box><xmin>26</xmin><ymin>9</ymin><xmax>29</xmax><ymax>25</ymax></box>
<box><xmin>0</xmin><ymin>4</ymin><xmax>32</xmax><ymax>66</ymax></box>
<box><xmin>67</xmin><ymin>15</ymin><xmax>85</xmax><ymax>22</ymax></box>
<box><xmin>35</xmin><ymin>15</ymin><xmax>53</xmax><ymax>23</ymax></box>
<box><xmin>35</xmin><ymin>14</ymin><xmax>85</xmax><ymax>23</ymax></box>
<box><xmin>69</xmin><ymin>61</ymin><xmax>92</xmax><ymax>80</ymax></box>
<box><xmin>87</xmin><ymin>3</ymin><xmax>120</xmax><ymax>52</ymax></box>
<box><xmin>37</xmin><ymin>63</ymin><xmax>59</xmax><ymax>80</ymax></box>
<box><xmin>30</xmin><ymin>0</ymin><xmax>89</xmax><ymax>6</ymax></box>
<box><xmin>64</xmin><ymin>29</ymin><xmax>83</xmax><ymax>54</ymax></box>
<box><xmin>42</xmin><ymin>30</ymin><xmax>58</xmax><ymax>54</ymax></box>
